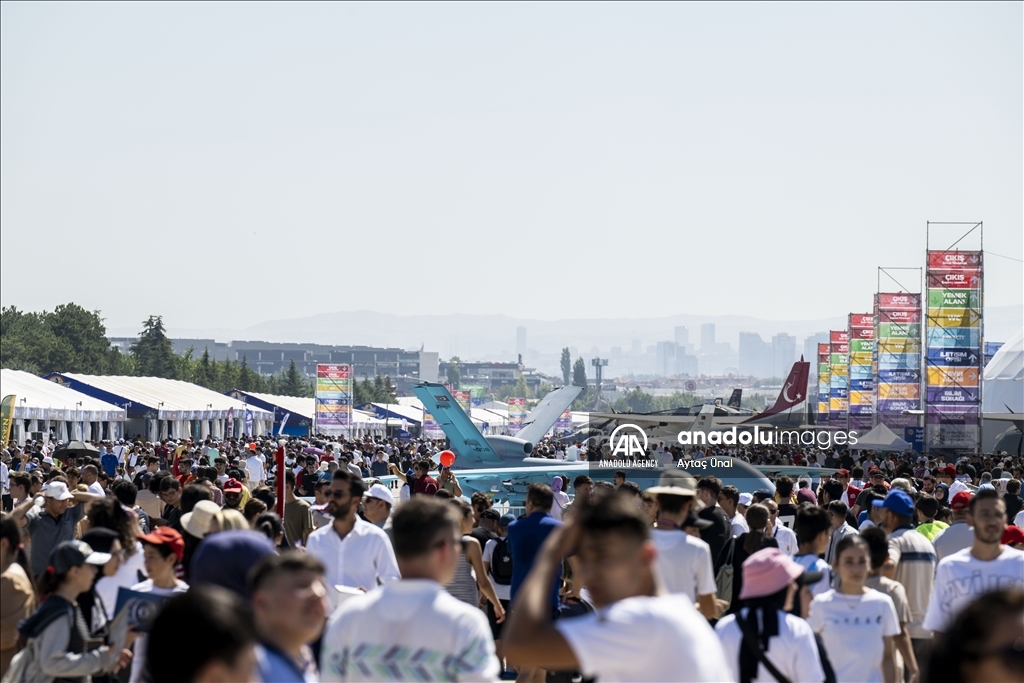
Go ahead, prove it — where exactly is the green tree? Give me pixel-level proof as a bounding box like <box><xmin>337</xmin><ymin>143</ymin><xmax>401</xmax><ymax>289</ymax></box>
<box><xmin>380</xmin><ymin>375</ymin><xmax>397</xmax><ymax>403</ymax></box>
<box><xmin>572</xmin><ymin>357</ymin><xmax>587</xmax><ymax>388</ymax></box>
<box><xmin>560</xmin><ymin>347</ymin><xmax>572</xmax><ymax>386</ymax></box>
<box><xmin>131</xmin><ymin>316</ymin><xmax>177</xmax><ymax>378</ymax></box>
<box><xmin>194</xmin><ymin>349</ymin><xmax>213</xmax><ymax>388</ymax></box>
<box><xmin>446</xmin><ymin>356</ymin><xmax>461</xmax><ymax>389</ymax></box>
<box><xmin>280</xmin><ymin>360</ymin><xmax>308</xmax><ymax>397</ymax></box>
<box><xmin>47</xmin><ymin>303</ymin><xmax>112</xmax><ymax>373</ymax></box>
<box><xmin>1</xmin><ymin>304</ymin><xmax>117</xmax><ymax>375</ymax></box>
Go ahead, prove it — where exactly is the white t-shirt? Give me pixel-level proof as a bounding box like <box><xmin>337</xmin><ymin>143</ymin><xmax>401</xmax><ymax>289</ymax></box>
<box><xmin>651</xmin><ymin>529</ymin><xmax>716</xmax><ymax>600</ymax></box>
<box><xmin>246</xmin><ymin>455</ymin><xmax>265</xmax><ymax>483</ymax></box>
<box><xmin>96</xmin><ymin>542</ymin><xmax>148</xmax><ymax>619</ymax></box>
<box><xmin>1014</xmin><ymin>509</ymin><xmax>1024</xmax><ymax>529</ymax></box>
<box><xmin>922</xmin><ymin>546</ymin><xmax>1024</xmax><ymax>633</ymax></box>
<box><xmin>772</xmin><ymin>522</ymin><xmax>799</xmax><ymax>557</ymax></box>
<box><xmin>716</xmin><ymin>609</ymin><xmax>825</xmax><ymax>683</ymax></box>
<box><xmin>481</xmin><ymin>538</ymin><xmax>511</xmax><ymax>601</ymax></box>
<box><xmin>566</xmin><ymin>446</ymin><xmax>579</xmax><ymax>462</ymax></box>
<box><xmin>555</xmin><ymin>594</ymin><xmax>729</xmax><ymax>683</ymax></box>
<box><xmin>88</xmin><ymin>481</ymin><xmax>105</xmax><ymax>497</ymax></box>
<box><xmin>731</xmin><ymin>512</ymin><xmax>749</xmax><ymax>537</ymax></box>
<box><xmin>128</xmin><ymin>578</ymin><xmax>189</xmax><ymax>683</ymax></box>
<box><xmin>807</xmin><ymin>589</ymin><xmax>900</xmax><ymax>683</ymax></box>
<box><xmin>321</xmin><ymin>579</ymin><xmax>499</xmax><ymax>682</ymax></box>
<box><xmin>306</xmin><ymin>517</ymin><xmax>401</xmax><ymax>607</ymax></box>
<box><xmin>793</xmin><ymin>554</ymin><xmax>832</xmax><ymax>598</ymax></box>
<box><xmin>931</xmin><ymin>520</ymin><xmax>974</xmax><ymax>562</ymax></box>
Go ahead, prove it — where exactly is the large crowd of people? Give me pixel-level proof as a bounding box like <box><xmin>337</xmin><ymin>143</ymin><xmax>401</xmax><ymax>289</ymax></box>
<box><xmin>0</xmin><ymin>431</ymin><xmax>1022</xmax><ymax>683</ymax></box>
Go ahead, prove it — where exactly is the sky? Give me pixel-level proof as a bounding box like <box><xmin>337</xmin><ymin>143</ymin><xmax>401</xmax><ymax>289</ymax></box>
<box><xmin>2</xmin><ymin>2</ymin><xmax>1021</xmax><ymax>335</ymax></box>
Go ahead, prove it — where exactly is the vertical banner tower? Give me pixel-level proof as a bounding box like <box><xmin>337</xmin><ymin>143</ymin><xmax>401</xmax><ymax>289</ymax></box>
<box><xmin>875</xmin><ymin>268</ymin><xmax>924</xmax><ymax>439</ymax></box>
<box><xmin>848</xmin><ymin>313</ymin><xmax>875</xmax><ymax>432</ymax></box>
<box><xmin>924</xmin><ymin>222</ymin><xmax>984</xmax><ymax>455</ymax></box>
<box><xmin>828</xmin><ymin>331</ymin><xmax>849</xmax><ymax>427</ymax></box>
<box><xmin>817</xmin><ymin>343</ymin><xmax>831</xmax><ymax>425</ymax></box>
<box><xmin>315</xmin><ymin>364</ymin><xmax>352</xmax><ymax>437</ymax></box>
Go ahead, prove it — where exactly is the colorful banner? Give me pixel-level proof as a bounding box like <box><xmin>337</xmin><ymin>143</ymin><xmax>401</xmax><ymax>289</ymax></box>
<box><xmin>848</xmin><ymin>314</ymin><xmax>874</xmax><ymax>426</ymax></box>
<box><xmin>226</xmin><ymin>407</ymin><xmax>234</xmax><ymax>439</ymax></box>
<box><xmin>554</xmin><ymin>408</ymin><xmax>572</xmax><ymax>435</ymax></box>
<box><xmin>875</xmin><ymin>292</ymin><xmax>922</xmax><ymax>432</ymax></box>
<box><xmin>244</xmin><ymin>409</ymin><xmax>254</xmax><ymax>437</ymax></box>
<box><xmin>452</xmin><ymin>390</ymin><xmax>471</xmax><ymax>414</ymax></box>
<box><xmin>828</xmin><ymin>331</ymin><xmax>849</xmax><ymax>422</ymax></box>
<box><xmin>817</xmin><ymin>343</ymin><xmax>830</xmax><ymax>421</ymax></box>
<box><xmin>508</xmin><ymin>397</ymin><xmax>527</xmax><ymax>435</ymax></box>
<box><xmin>315</xmin><ymin>364</ymin><xmax>352</xmax><ymax>436</ymax></box>
<box><xmin>925</xmin><ymin>250</ymin><xmax>982</xmax><ymax>449</ymax></box>
<box><xmin>0</xmin><ymin>395</ymin><xmax>15</xmax><ymax>446</ymax></box>
<box><xmin>421</xmin><ymin>410</ymin><xmax>444</xmax><ymax>439</ymax></box>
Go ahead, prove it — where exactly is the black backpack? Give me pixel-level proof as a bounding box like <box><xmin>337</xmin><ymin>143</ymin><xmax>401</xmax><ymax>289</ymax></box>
<box><xmin>490</xmin><ymin>537</ymin><xmax>513</xmax><ymax>585</ymax></box>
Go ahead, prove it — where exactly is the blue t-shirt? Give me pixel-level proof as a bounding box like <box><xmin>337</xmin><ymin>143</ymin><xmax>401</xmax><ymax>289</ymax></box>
<box><xmin>508</xmin><ymin>511</ymin><xmax>562</xmax><ymax>611</ymax></box>
<box><xmin>101</xmin><ymin>452</ymin><xmax>119</xmax><ymax>477</ymax></box>
<box><xmin>793</xmin><ymin>553</ymin><xmax>833</xmax><ymax>596</ymax></box>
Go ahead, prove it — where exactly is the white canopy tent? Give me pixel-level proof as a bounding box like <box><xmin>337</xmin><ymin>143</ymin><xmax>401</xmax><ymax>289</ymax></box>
<box><xmin>241</xmin><ymin>392</ymin><xmax>315</xmax><ymax>421</ymax></box>
<box><xmin>56</xmin><ymin>374</ymin><xmax>274</xmax><ymax>441</ymax></box>
<box><xmin>849</xmin><ymin>423</ymin><xmax>913</xmax><ymax>452</ymax></box>
<box><xmin>983</xmin><ymin>327</ymin><xmax>1023</xmax><ymax>415</ymax></box>
<box><xmin>1</xmin><ymin>369</ymin><xmax>126</xmax><ymax>445</ymax></box>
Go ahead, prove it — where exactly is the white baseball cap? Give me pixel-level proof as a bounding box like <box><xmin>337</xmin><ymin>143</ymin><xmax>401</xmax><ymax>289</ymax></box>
<box><xmin>365</xmin><ymin>483</ymin><xmax>393</xmax><ymax>505</ymax></box>
<box><xmin>42</xmin><ymin>481</ymin><xmax>75</xmax><ymax>501</ymax></box>
<box><xmin>738</xmin><ymin>492</ymin><xmax>753</xmax><ymax>506</ymax></box>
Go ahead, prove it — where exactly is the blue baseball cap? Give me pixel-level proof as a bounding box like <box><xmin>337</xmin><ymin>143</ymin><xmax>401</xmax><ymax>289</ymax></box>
<box><xmin>872</xmin><ymin>489</ymin><xmax>914</xmax><ymax>517</ymax></box>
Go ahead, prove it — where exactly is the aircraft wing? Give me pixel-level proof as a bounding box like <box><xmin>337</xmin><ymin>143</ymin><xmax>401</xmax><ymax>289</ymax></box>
<box><xmin>516</xmin><ymin>386</ymin><xmax>582</xmax><ymax>443</ymax></box>
<box><xmin>411</xmin><ymin>383</ymin><xmax>502</xmax><ymax>466</ymax></box>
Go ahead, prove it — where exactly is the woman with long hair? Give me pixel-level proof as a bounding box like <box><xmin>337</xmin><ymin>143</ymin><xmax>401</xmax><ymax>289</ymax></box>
<box><xmin>808</xmin><ymin>534</ymin><xmax>900</xmax><ymax>683</ymax></box>
<box><xmin>727</xmin><ymin>503</ymin><xmax>779</xmax><ymax>612</ymax></box>
<box><xmin>7</xmin><ymin>541</ymin><xmax>132</xmax><ymax>682</ymax></box>
<box><xmin>85</xmin><ymin>498</ymin><xmax>145</xmax><ymax>621</ymax></box>
<box><xmin>445</xmin><ymin>499</ymin><xmax>506</xmax><ymax>625</ymax></box>
<box><xmin>0</xmin><ymin>512</ymin><xmax>37</xmax><ymax>676</ymax></box>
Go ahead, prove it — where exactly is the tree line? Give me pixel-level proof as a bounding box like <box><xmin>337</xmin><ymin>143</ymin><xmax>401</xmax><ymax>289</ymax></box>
<box><xmin>1</xmin><ymin>304</ymin><xmax>311</xmax><ymax>398</ymax></box>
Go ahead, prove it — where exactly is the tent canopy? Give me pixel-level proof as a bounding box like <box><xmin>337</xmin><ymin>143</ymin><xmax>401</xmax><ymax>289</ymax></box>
<box><xmin>51</xmin><ymin>373</ymin><xmax>273</xmax><ymax>422</ymax></box>
<box><xmin>983</xmin><ymin>327</ymin><xmax>1023</xmax><ymax>415</ymax></box>
<box><xmin>1</xmin><ymin>369</ymin><xmax>125</xmax><ymax>422</ymax></box>
<box><xmin>229</xmin><ymin>391</ymin><xmax>314</xmax><ymax>420</ymax></box>
<box><xmin>850</xmin><ymin>423</ymin><xmax>913</xmax><ymax>451</ymax></box>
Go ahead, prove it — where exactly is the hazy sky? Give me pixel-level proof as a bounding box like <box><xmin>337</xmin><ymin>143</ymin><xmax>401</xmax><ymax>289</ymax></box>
<box><xmin>2</xmin><ymin>2</ymin><xmax>1021</xmax><ymax>334</ymax></box>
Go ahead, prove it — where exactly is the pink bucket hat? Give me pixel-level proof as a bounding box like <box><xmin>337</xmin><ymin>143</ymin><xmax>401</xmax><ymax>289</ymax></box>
<box><xmin>739</xmin><ymin>547</ymin><xmax>823</xmax><ymax>600</ymax></box>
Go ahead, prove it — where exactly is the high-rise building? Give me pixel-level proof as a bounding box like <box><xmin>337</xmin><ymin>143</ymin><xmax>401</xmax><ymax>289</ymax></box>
<box><xmin>674</xmin><ymin>326</ymin><xmax>689</xmax><ymax>348</ymax></box>
<box><xmin>701</xmin><ymin>323</ymin><xmax>716</xmax><ymax>353</ymax></box>
<box><xmin>803</xmin><ymin>332</ymin><xmax>829</xmax><ymax>365</ymax></box>
<box><xmin>516</xmin><ymin>326</ymin><xmax>527</xmax><ymax>357</ymax></box>
<box><xmin>655</xmin><ymin>341</ymin><xmax>676</xmax><ymax>377</ymax></box>
<box><xmin>771</xmin><ymin>333</ymin><xmax>796</xmax><ymax>379</ymax></box>
<box><xmin>739</xmin><ymin>332</ymin><xmax>772</xmax><ymax>378</ymax></box>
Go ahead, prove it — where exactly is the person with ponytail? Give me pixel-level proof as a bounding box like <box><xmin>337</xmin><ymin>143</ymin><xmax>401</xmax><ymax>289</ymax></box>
<box><xmin>1</xmin><ymin>512</ymin><xmax>37</xmax><ymax>676</ymax></box>
<box><xmin>715</xmin><ymin>547</ymin><xmax>826</xmax><ymax>683</ymax></box>
<box><xmin>726</xmin><ymin>503</ymin><xmax>780</xmax><ymax>612</ymax></box>
<box><xmin>807</xmin><ymin>534</ymin><xmax>901</xmax><ymax>683</ymax></box>
<box><xmin>5</xmin><ymin>540</ymin><xmax>132</xmax><ymax>683</ymax></box>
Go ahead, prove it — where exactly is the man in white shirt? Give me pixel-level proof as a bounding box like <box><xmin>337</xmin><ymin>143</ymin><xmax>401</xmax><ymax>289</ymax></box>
<box><xmin>246</xmin><ymin>449</ymin><xmax>266</xmax><ymax>488</ymax></box>
<box><xmin>932</xmin><ymin>491</ymin><xmax>975</xmax><ymax>561</ymax></box>
<box><xmin>306</xmin><ymin>469</ymin><xmax>399</xmax><ymax>606</ymax></box>
<box><xmin>504</xmin><ymin>490</ymin><xmax>730</xmax><ymax>683</ymax></box>
<box><xmin>718</xmin><ymin>485</ymin><xmax>749</xmax><ymax>537</ymax></box>
<box><xmin>565</xmin><ymin>443</ymin><xmax>579</xmax><ymax>462</ymax></box>
<box><xmin>938</xmin><ymin>464</ymin><xmax>970</xmax><ymax>497</ymax></box>
<box><xmin>82</xmin><ymin>464</ymin><xmax>106</xmax><ymax>497</ymax></box>
<box><xmin>320</xmin><ymin>497</ymin><xmax>500</xmax><ymax>682</ymax></box>
<box><xmin>647</xmin><ymin>471</ymin><xmax>718</xmax><ymax>618</ymax></box>
<box><xmin>763</xmin><ymin>500</ymin><xmax>798</xmax><ymax>556</ymax></box>
<box><xmin>923</xmin><ymin>487</ymin><xmax>1024</xmax><ymax>635</ymax></box>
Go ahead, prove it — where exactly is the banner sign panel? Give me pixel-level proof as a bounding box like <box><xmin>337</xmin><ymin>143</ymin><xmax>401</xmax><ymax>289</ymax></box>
<box><xmin>875</xmin><ymin>292</ymin><xmax>922</xmax><ymax>431</ymax></box>
<box><xmin>315</xmin><ymin>364</ymin><xmax>352</xmax><ymax>436</ymax></box>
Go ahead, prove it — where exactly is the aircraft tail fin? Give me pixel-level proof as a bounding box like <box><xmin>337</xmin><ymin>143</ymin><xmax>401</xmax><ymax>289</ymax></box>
<box><xmin>516</xmin><ymin>386</ymin><xmax>582</xmax><ymax>443</ymax></box>
<box><xmin>692</xmin><ymin>404</ymin><xmax>716</xmax><ymax>433</ymax></box>
<box><xmin>743</xmin><ymin>358</ymin><xmax>810</xmax><ymax>423</ymax></box>
<box><xmin>411</xmin><ymin>383</ymin><xmax>501</xmax><ymax>465</ymax></box>
<box><xmin>727</xmin><ymin>389</ymin><xmax>742</xmax><ymax>410</ymax></box>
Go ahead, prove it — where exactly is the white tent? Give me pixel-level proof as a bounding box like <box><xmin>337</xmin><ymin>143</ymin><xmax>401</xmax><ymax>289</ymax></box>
<box><xmin>240</xmin><ymin>392</ymin><xmax>315</xmax><ymax>420</ymax></box>
<box><xmin>1</xmin><ymin>369</ymin><xmax>126</xmax><ymax>445</ymax></box>
<box><xmin>57</xmin><ymin>374</ymin><xmax>274</xmax><ymax>441</ymax></box>
<box><xmin>850</xmin><ymin>423</ymin><xmax>913</xmax><ymax>451</ymax></box>
<box><xmin>983</xmin><ymin>327</ymin><xmax>1023</xmax><ymax>414</ymax></box>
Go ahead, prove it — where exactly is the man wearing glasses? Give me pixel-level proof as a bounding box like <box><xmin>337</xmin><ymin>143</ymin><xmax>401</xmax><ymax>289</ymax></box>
<box><xmin>305</xmin><ymin>469</ymin><xmax>399</xmax><ymax>608</ymax></box>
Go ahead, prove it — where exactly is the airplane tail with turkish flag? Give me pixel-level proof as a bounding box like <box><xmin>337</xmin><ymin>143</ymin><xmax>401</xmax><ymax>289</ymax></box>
<box><xmin>742</xmin><ymin>358</ymin><xmax>811</xmax><ymax>424</ymax></box>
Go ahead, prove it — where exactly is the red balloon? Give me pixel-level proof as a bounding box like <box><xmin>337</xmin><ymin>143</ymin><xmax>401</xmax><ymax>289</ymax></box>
<box><xmin>439</xmin><ymin>450</ymin><xmax>456</xmax><ymax>467</ymax></box>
